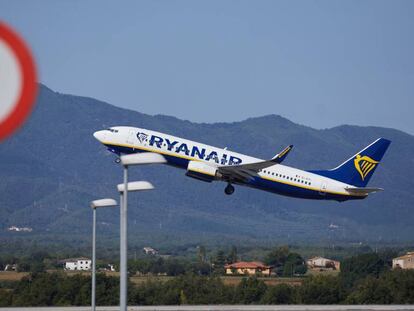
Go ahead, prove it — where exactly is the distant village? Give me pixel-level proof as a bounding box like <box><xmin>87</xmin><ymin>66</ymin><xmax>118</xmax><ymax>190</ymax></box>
<box><xmin>4</xmin><ymin>246</ymin><xmax>413</xmax><ymax>276</ymax></box>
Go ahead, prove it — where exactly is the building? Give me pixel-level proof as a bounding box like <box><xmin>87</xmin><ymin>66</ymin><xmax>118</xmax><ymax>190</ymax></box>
<box><xmin>99</xmin><ymin>264</ymin><xmax>116</xmax><ymax>272</ymax></box>
<box><xmin>7</xmin><ymin>226</ymin><xmax>32</xmax><ymax>232</ymax></box>
<box><xmin>143</xmin><ymin>247</ymin><xmax>158</xmax><ymax>255</ymax></box>
<box><xmin>307</xmin><ymin>256</ymin><xmax>340</xmax><ymax>271</ymax></box>
<box><xmin>4</xmin><ymin>264</ymin><xmax>17</xmax><ymax>271</ymax></box>
<box><xmin>63</xmin><ymin>258</ymin><xmax>91</xmax><ymax>271</ymax></box>
<box><xmin>224</xmin><ymin>261</ymin><xmax>272</xmax><ymax>276</ymax></box>
<box><xmin>393</xmin><ymin>252</ymin><xmax>414</xmax><ymax>270</ymax></box>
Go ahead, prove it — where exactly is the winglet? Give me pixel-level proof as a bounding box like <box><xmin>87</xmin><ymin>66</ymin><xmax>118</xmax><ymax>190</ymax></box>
<box><xmin>272</xmin><ymin>145</ymin><xmax>293</xmax><ymax>164</ymax></box>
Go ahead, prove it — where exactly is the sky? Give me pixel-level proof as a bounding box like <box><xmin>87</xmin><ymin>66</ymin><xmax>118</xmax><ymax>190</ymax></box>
<box><xmin>1</xmin><ymin>0</ymin><xmax>413</xmax><ymax>134</ymax></box>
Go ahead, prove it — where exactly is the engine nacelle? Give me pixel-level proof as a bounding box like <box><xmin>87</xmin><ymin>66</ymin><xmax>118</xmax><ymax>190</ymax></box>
<box><xmin>186</xmin><ymin>161</ymin><xmax>219</xmax><ymax>182</ymax></box>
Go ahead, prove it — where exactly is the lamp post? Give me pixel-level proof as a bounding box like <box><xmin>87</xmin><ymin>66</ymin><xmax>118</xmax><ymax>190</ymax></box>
<box><xmin>118</xmin><ymin>151</ymin><xmax>166</xmax><ymax>311</ymax></box>
<box><xmin>90</xmin><ymin>198</ymin><xmax>117</xmax><ymax>311</ymax></box>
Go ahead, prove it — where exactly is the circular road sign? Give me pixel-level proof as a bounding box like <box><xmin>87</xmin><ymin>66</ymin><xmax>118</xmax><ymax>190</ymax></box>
<box><xmin>0</xmin><ymin>22</ymin><xmax>37</xmax><ymax>141</ymax></box>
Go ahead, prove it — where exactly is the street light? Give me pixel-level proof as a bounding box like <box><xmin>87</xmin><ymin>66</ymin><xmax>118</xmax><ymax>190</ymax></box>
<box><xmin>90</xmin><ymin>198</ymin><xmax>117</xmax><ymax>311</ymax></box>
<box><xmin>118</xmin><ymin>153</ymin><xmax>165</xmax><ymax>311</ymax></box>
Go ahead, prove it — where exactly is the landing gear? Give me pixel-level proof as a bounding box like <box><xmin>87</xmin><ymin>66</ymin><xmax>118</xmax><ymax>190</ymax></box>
<box><xmin>115</xmin><ymin>157</ymin><xmax>121</xmax><ymax>164</ymax></box>
<box><xmin>225</xmin><ymin>183</ymin><xmax>235</xmax><ymax>195</ymax></box>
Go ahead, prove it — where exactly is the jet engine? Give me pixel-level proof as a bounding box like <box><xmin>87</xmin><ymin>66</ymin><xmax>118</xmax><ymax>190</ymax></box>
<box><xmin>185</xmin><ymin>161</ymin><xmax>221</xmax><ymax>182</ymax></box>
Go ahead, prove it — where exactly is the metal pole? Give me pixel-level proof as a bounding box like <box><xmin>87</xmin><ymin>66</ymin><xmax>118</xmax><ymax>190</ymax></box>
<box><xmin>92</xmin><ymin>207</ymin><xmax>96</xmax><ymax>311</ymax></box>
<box><xmin>120</xmin><ymin>165</ymin><xmax>128</xmax><ymax>311</ymax></box>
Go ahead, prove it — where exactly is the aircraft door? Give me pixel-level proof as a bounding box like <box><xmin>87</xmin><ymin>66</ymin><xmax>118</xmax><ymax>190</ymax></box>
<box><xmin>126</xmin><ymin>129</ymin><xmax>135</xmax><ymax>145</ymax></box>
<box><xmin>319</xmin><ymin>182</ymin><xmax>327</xmax><ymax>195</ymax></box>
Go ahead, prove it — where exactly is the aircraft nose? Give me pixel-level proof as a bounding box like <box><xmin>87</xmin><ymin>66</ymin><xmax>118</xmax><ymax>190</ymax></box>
<box><xmin>93</xmin><ymin>130</ymin><xmax>106</xmax><ymax>143</ymax></box>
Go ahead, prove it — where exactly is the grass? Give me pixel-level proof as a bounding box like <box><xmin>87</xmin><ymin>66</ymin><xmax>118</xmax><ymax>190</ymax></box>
<box><xmin>0</xmin><ymin>271</ymin><xmax>28</xmax><ymax>281</ymax></box>
<box><xmin>306</xmin><ymin>268</ymin><xmax>340</xmax><ymax>276</ymax></box>
<box><xmin>0</xmin><ymin>271</ymin><xmax>306</xmax><ymax>287</ymax></box>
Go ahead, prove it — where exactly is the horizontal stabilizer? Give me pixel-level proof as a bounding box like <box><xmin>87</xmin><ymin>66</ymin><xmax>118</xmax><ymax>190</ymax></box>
<box><xmin>345</xmin><ymin>187</ymin><xmax>384</xmax><ymax>194</ymax></box>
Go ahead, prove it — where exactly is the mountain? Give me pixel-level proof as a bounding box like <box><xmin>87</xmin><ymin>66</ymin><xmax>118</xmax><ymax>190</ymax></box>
<box><xmin>0</xmin><ymin>84</ymin><xmax>413</xmax><ymax>247</ymax></box>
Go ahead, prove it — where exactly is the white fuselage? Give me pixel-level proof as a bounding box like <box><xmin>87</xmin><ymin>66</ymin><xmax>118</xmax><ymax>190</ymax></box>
<box><xmin>93</xmin><ymin>126</ymin><xmax>365</xmax><ymax>201</ymax></box>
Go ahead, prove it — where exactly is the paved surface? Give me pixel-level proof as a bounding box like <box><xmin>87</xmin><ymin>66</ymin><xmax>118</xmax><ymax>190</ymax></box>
<box><xmin>1</xmin><ymin>306</ymin><xmax>414</xmax><ymax>311</ymax></box>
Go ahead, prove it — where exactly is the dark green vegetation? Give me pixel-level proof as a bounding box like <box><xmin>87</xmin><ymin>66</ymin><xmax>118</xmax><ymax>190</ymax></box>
<box><xmin>264</xmin><ymin>245</ymin><xmax>307</xmax><ymax>276</ymax></box>
<box><xmin>0</xmin><ymin>245</ymin><xmax>307</xmax><ymax>277</ymax></box>
<box><xmin>0</xmin><ymin>84</ymin><xmax>413</xmax><ymax>246</ymax></box>
<box><xmin>1</xmin><ymin>247</ymin><xmax>412</xmax><ymax>306</ymax></box>
<box><xmin>1</xmin><ymin>252</ymin><xmax>414</xmax><ymax>306</ymax></box>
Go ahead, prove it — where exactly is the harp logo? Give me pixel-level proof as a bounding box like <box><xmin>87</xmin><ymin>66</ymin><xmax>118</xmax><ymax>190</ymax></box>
<box><xmin>136</xmin><ymin>132</ymin><xmax>148</xmax><ymax>143</ymax></box>
<box><xmin>354</xmin><ymin>154</ymin><xmax>379</xmax><ymax>180</ymax></box>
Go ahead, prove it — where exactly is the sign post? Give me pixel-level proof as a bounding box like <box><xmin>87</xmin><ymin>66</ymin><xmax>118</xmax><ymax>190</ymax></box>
<box><xmin>0</xmin><ymin>22</ymin><xmax>37</xmax><ymax>141</ymax></box>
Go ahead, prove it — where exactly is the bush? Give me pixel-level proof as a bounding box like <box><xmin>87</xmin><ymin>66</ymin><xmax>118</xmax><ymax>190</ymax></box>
<box><xmin>130</xmin><ymin>274</ymin><xmax>233</xmax><ymax>305</ymax></box>
<box><xmin>299</xmin><ymin>275</ymin><xmax>343</xmax><ymax>304</ymax></box>
<box><xmin>0</xmin><ymin>289</ymin><xmax>12</xmax><ymax>307</ymax></box>
<box><xmin>10</xmin><ymin>272</ymin><xmax>119</xmax><ymax>306</ymax></box>
<box><xmin>235</xmin><ymin>277</ymin><xmax>267</xmax><ymax>304</ymax></box>
<box><xmin>346</xmin><ymin>276</ymin><xmax>393</xmax><ymax>304</ymax></box>
<box><xmin>346</xmin><ymin>270</ymin><xmax>414</xmax><ymax>304</ymax></box>
<box><xmin>282</xmin><ymin>253</ymin><xmax>307</xmax><ymax>276</ymax></box>
<box><xmin>261</xmin><ymin>284</ymin><xmax>296</xmax><ymax>304</ymax></box>
<box><xmin>340</xmin><ymin>253</ymin><xmax>387</xmax><ymax>288</ymax></box>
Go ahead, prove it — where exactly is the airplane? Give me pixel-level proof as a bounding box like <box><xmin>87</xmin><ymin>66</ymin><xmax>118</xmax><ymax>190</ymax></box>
<box><xmin>93</xmin><ymin>126</ymin><xmax>391</xmax><ymax>202</ymax></box>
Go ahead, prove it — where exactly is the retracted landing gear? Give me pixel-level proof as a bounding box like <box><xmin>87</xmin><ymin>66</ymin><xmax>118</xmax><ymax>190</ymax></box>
<box><xmin>225</xmin><ymin>183</ymin><xmax>235</xmax><ymax>195</ymax></box>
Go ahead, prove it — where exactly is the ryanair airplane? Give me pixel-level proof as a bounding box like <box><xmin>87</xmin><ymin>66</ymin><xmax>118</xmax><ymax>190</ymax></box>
<box><xmin>93</xmin><ymin>127</ymin><xmax>390</xmax><ymax>201</ymax></box>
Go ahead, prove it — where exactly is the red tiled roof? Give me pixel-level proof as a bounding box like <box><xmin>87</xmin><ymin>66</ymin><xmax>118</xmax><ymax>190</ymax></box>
<box><xmin>224</xmin><ymin>261</ymin><xmax>271</xmax><ymax>269</ymax></box>
<box><xmin>394</xmin><ymin>252</ymin><xmax>414</xmax><ymax>260</ymax></box>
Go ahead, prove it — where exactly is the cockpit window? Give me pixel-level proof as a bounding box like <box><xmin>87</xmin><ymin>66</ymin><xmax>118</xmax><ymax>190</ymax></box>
<box><xmin>106</xmin><ymin>128</ymin><xmax>119</xmax><ymax>133</ymax></box>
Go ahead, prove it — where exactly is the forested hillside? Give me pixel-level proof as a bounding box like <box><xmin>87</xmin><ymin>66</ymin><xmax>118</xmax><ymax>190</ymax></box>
<box><xmin>0</xmin><ymin>84</ymin><xmax>413</xmax><ymax>245</ymax></box>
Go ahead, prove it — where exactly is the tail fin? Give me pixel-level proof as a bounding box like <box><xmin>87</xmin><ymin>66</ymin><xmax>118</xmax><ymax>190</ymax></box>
<box><xmin>309</xmin><ymin>138</ymin><xmax>391</xmax><ymax>187</ymax></box>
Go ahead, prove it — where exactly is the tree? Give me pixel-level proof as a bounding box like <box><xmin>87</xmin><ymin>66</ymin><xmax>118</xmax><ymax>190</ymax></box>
<box><xmin>264</xmin><ymin>246</ymin><xmax>289</xmax><ymax>274</ymax></box>
<box><xmin>0</xmin><ymin>289</ymin><xmax>12</xmax><ymax>307</ymax></box>
<box><xmin>345</xmin><ymin>276</ymin><xmax>393</xmax><ymax>304</ymax></box>
<box><xmin>163</xmin><ymin>274</ymin><xmax>232</xmax><ymax>304</ymax></box>
<box><xmin>10</xmin><ymin>272</ymin><xmax>120</xmax><ymax>307</ymax></box>
<box><xmin>191</xmin><ymin>262</ymin><xmax>211</xmax><ymax>276</ymax></box>
<box><xmin>299</xmin><ymin>275</ymin><xmax>343</xmax><ymax>304</ymax></box>
<box><xmin>340</xmin><ymin>253</ymin><xmax>387</xmax><ymax>287</ymax></box>
<box><xmin>282</xmin><ymin>253</ymin><xmax>307</xmax><ymax>276</ymax></box>
<box><xmin>235</xmin><ymin>277</ymin><xmax>267</xmax><ymax>304</ymax></box>
<box><xmin>197</xmin><ymin>245</ymin><xmax>207</xmax><ymax>263</ymax></box>
<box><xmin>213</xmin><ymin>250</ymin><xmax>226</xmax><ymax>274</ymax></box>
<box><xmin>227</xmin><ymin>246</ymin><xmax>238</xmax><ymax>264</ymax></box>
<box><xmin>347</xmin><ymin>269</ymin><xmax>414</xmax><ymax>304</ymax></box>
<box><xmin>261</xmin><ymin>284</ymin><xmax>296</xmax><ymax>304</ymax></box>
<box><xmin>165</xmin><ymin>259</ymin><xmax>186</xmax><ymax>276</ymax></box>
<box><xmin>382</xmin><ymin>269</ymin><xmax>414</xmax><ymax>303</ymax></box>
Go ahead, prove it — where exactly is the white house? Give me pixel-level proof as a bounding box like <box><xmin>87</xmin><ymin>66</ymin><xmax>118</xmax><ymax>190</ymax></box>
<box><xmin>4</xmin><ymin>264</ymin><xmax>17</xmax><ymax>271</ymax></box>
<box><xmin>143</xmin><ymin>247</ymin><xmax>158</xmax><ymax>255</ymax></box>
<box><xmin>307</xmin><ymin>256</ymin><xmax>340</xmax><ymax>270</ymax></box>
<box><xmin>393</xmin><ymin>252</ymin><xmax>414</xmax><ymax>270</ymax></box>
<box><xmin>63</xmin><ymin>258</ymin><xmax>91</xmax><ymax>271</ymax></box>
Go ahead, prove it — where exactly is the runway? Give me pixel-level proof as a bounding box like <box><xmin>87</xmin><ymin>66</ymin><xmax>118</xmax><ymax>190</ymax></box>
<box><xmin>1</xmin><ymin>306</ymin><xmax>414</xmax><ymax>311</ymax></box>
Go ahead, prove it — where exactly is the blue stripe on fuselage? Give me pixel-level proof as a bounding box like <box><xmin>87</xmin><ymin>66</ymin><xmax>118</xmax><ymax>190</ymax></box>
<box><xmin>105</xmin><ymin>144</ymin><xmax>363</xmax><ymax>201</ymax></box>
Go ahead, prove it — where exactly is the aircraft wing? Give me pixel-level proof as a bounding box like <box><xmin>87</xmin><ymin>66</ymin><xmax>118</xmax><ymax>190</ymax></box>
<box><xmin>218</xmin><ymin>145</ymin><xmax>293</xmax><ymax>182</ymax></box>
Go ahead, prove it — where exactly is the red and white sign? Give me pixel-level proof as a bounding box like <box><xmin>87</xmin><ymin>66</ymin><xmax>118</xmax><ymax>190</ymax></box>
<box><xmin>0</xmin><ymin>22</ymin><xmax>37</xmax><ymax>141</ymax></box>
